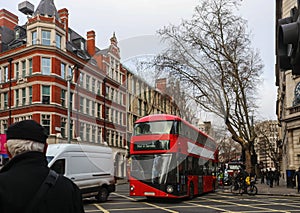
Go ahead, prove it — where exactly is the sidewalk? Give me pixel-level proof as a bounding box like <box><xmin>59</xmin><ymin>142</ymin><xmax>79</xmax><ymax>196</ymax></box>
<box><xmin>221</xmin><ymin>178</ymin><xmax>300</xmax><ymax>197</ymax></box>
<box><xmin>117</xmin><ymin>178</ymin><xmax>300</xmax><ymax>196</ymax></box>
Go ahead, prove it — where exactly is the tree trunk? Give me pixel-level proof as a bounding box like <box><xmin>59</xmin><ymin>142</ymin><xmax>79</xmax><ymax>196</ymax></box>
<box><xmin>244</xmin><ymin>147</ymin><xmax>252</xmax><ymax>173</ymax></box>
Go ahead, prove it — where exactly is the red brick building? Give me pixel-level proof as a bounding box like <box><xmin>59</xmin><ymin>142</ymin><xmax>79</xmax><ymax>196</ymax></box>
<box><xmin>0</xmin><ymin>0</ymin><xmax>127</xmax><ymax>177</ymax></box>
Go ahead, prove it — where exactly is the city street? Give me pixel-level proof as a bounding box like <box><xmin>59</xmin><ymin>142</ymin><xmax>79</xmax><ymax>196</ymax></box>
<box><xmin>83</xmin><ymin>183</ymin><xmax>300</xmax><ymax>213</ymax></box>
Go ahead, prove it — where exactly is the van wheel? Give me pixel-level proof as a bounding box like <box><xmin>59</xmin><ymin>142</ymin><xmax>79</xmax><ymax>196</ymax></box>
<box><xmin>96</xmin><ymin>187</ymin><xmax>109</xmax><ymax>202</ymax></box>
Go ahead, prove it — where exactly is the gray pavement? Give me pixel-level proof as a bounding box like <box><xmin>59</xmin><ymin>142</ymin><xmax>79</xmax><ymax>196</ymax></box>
<box><xmin>221</xmin><ymin>178</ymin><xmax>300</xmax><ymax>197</ymax></box>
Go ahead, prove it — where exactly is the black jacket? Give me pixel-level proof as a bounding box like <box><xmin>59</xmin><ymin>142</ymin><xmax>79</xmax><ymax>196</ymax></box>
<box><xmin>0</xmin><ymin>151</ymin><xmax>84</xmax><ymax>213</ymax></box>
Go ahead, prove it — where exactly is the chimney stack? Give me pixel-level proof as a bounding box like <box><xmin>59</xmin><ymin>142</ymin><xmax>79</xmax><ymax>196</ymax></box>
<box><xmin>58</xmin><ymin>8</ymin><xmax>69</xmax><ymax>41</ymax></box>
<box><xmin>155</xmin><ymin>78</ymin><xmax>167</xmax><ymax>94</ymax></box>
<box><xmin>87</xmin><ymin>30</ymin><xmax>96</xmax><ymax>56</ymax></box>
<box><xmin>0</xmin><ymin>9</ymin><xmax>18</xmax><ymax>31</ymax></box>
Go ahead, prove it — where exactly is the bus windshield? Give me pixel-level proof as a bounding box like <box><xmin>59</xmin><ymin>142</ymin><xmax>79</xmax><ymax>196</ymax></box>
<box><xmin>130</xmin><ymin>154</ymin><xmax>173</xmax><ymax>184</ymax></box>
<box><xmin>134</xmin><ymin>121</ymin><xmax>175</xmax><ymax>135</ymax></box>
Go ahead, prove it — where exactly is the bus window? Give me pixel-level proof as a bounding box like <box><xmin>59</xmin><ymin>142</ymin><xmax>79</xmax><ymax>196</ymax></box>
<box><xmin>187</xmin><ymin>156</ymin><xmax>193</xmax><ymax>175</ymax></box>
<box><xmin>203</xmin><ymin>160</ymin><xmax>213</xmax><ymax>175</ymax></box>
<box><xmin>192</xmin><ymin>157</ymin><xmax>200</xmax><ymax>175</ymax></box>
<box><xmin>134</xmin><ymin>121</ymin><xmax>175</xmax><ymax>135</ymax></box>
<box><xmin>131</xmin><ymin>154</ymin><xmax>172</xmax><ymax>184</ymax></box>
<box><xmin>152</xmin><ymin>155</ymin><xmax>163</xmax><ymax>183</ymax></box>
<box><xmin>131</xmin><ymin>157</ymin><xmax>146</xmax><ymax>180</ymax></box>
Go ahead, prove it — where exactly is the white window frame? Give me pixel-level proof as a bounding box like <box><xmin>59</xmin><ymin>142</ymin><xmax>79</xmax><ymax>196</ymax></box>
<box><xmin>32</xmin><ymin>31</ymin><xmax>37</xmax><ymax>45</ymax></box>
<box><xmin>41</xmin><ymin>57</ymin><xmax>51</xmax><ymax>75</ymax></box>
<box><xmin>42</xmin><ymin>30</ymin><xmax>51</xmax><ymax>46</ymax></box>
<box><xmin>56</xmin><ymin>33</ymin><xmax>61</xmax><ymax>49</ymax></box>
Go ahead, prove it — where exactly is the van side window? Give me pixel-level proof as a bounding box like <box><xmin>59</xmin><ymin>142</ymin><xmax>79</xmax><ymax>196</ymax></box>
<box><xmin>51</xmin><ymin>159</ymin><xmax>65</xmax><ymax>175</ymax></box>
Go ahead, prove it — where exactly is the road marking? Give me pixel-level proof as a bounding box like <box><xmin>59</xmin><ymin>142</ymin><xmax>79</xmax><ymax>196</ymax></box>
<box><xmin>184</xmin><ymin>201</ymin><xmax>228</xmax><ymax>212</ymax></box>
<box><xmin>93</xmin><ymin>203</ymin><xmax>110</xmax><ymax>213</ymax></box>
<box><xmin>112</xmin><ymin>192</ymin><xmax>179</xmax><ymax>212</ymax></box>
<box><xmin>219</xmin><ymin>194</ymin><xmax>299</xmax><ymax>211</ymax></box>
<box><xmin>144</xmin><ymin>202</ymin><xmax>179</xmax><ymax>213</ymax></box>
<box><xmin>198</xmin><ymin>196</ymin><xmax>291</xmax><ymax>213</ymax></box>
<box><xmin>111</xmin><ymin>192</ymin><xmax>138</xmax><ymax>201</ymax></box>
<box><xmin>85</xmin><ymin>210</ymin><xmax>106</xmax><ymax>213</ymax></box>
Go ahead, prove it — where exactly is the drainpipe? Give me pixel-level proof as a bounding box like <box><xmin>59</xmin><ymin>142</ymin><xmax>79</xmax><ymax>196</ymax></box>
<box><xmin>8</xmin><ymin>58</ymin><xmax>13</xmax><ymax>126</ymax></box>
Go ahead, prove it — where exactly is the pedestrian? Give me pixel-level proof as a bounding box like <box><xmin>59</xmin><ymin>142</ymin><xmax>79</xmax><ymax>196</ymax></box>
<box><xmin>293</xmin><ymin>167</ymin><xmax>300</xmax><ymax>193</ymax></box>
<box><xmin>261</xmin><ymin>170</ymin><xmax>265</xmax><ymax>184</ymax></box>
<box><xmin>266</xmin><ymin>168</ymin><xmax>270</xmax><ymax>185</ymax></box>
<box><xmin>0</xmin><ymin>120</ymin><xmax>84</xmax><ymax>213</ymax></box>
<box><xmin>269</xmin><ymin>169</ymin><xmax>274</xmax><ymax>188</ymax></box>
<box><xmin>218</xmin><ymin>169</ymin><xmax>224</xmax><ymax>188</ymax></box>
<box><xmin>274</xmin><ymin>170</ymin><xmax>281</xmax><ymax>186</ymax></box>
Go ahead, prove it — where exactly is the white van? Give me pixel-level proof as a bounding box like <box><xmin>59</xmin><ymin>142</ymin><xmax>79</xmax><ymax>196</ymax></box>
<box><xmin>46</xmin><ymin>144</ymin><xmax>115</xmax><ymax>202</ymax></box>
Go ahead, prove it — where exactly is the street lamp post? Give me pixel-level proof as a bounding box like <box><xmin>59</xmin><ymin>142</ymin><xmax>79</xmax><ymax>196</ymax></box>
<box><xmin>67</xmin><ymin>65</ymin><xmax>77</xmax><ymax>143</ymax></box>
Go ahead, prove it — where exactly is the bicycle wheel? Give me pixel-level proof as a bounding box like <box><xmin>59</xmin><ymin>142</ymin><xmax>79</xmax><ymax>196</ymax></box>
<box><xmin>246</xmin><ymin>185</ymin><xmax>257</xmax><ymax>195</ymax></box>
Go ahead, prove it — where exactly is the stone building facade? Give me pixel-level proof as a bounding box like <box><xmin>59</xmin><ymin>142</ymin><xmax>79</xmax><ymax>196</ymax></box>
<box><xmin>276</xmin><ymin>0</ymin><xmax>300</xmax><ymax>175</ymax></box>
<box><xmin>254</xmin><ymin>120</ymin><xmax>280</xmax><ymax>170</ymax></box>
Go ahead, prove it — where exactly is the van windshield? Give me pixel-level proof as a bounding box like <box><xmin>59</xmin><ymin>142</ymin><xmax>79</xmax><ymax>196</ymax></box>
<box><xmin>46</xmin><ymin>156</ymin><xmax>54</xmax><ymax>163</ymax></box>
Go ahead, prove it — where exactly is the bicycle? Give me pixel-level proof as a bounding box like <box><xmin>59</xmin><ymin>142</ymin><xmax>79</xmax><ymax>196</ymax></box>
<box><xmin>230</xmin><ymin>179</ymin><xmax>245</xmax><ymax>195</ymax></box>
<box><xmin>230</xmin><ymin>177</ymin><xmax>258</xmax><ymax>195</ymax></box>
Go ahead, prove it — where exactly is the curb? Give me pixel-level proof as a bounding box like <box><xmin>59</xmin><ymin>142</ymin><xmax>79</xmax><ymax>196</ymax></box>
<box><xmin>218</xmin><ymin>189</ymin><xmax>300</xmax><ymax>197</ymax></box>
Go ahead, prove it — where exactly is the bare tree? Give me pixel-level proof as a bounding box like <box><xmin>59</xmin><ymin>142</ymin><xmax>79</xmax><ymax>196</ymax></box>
<box><xmin>166</xmin><ymin>76</ymin><xmax>198</xmax><ymax>123</ymax></box>
<box><xmin>154</xmin><ymin>0</ymin><xmax>263</xmax><ymax>172</ymax></box>
<box><xmin>218</xmin><ymin>136</ymin><xmax>242</xmax><ymax>163</ymax></box>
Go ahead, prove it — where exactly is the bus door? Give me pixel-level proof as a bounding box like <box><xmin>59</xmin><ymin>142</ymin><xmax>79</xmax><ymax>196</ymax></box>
<box><xmin>177</xmin><ymin>156</ymin><xmax>188</xmax><ymax>195</ymax></box>
<box><xmin>198</xmin><ymin>175</ymin><xmax>203</xmax><ymax>194</ymax></box>
<box><xmin>196</xmin><ymin>160</ymin><xmax>206</xmax><ymax>194</ymax></box>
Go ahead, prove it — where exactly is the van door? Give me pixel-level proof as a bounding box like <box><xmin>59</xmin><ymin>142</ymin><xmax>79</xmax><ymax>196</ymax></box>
<box><xmin>67</xmin><ymin>155</ymin><xmax>100</xmax><ymax>189</ymax></box>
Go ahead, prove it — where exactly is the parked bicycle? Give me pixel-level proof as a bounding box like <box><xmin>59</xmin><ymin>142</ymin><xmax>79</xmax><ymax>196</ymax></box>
<box><xmin>230</xmin><ymin>176</ymin><xmax>257</xmax><ymax>195</ymax></box>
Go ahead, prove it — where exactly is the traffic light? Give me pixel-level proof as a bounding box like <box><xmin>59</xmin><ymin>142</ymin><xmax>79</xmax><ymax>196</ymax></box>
<box><xmin>278</xmin><ymin>7</ymin><xmax>300</xmax><ymax>75</ymax></box>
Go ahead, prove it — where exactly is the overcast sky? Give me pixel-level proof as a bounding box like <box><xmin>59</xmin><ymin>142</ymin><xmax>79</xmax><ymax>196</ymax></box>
<box><xmin>1</xmin><ymin>0</ymin><xmax>276</xmax><ymax>120</ymax></box>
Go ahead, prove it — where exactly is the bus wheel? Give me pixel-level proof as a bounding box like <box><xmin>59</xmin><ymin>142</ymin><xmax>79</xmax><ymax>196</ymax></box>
<box><xmin>96</xmin><ymin>187</ymin><xmax>109</xmax><ymax>202</ymax></box>
<box><xmin>189</xmin><ymin>183</ymin><xmax>194</xmax><ymax>200</ymax></box>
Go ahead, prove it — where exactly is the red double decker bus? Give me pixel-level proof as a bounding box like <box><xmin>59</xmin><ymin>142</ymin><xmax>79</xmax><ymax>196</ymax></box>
<box><xmin>129</xmin><ymin>114</ymin><xmax>218</xmax><ymax>199</ymax></box>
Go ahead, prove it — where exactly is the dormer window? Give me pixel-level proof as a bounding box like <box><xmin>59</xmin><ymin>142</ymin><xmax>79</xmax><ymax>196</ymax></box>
<box><xmin>42</xmin><ymin>30</ymin><xmax>51</xmax><ymax>46</ymax></box>
<box><xmin>15</xmin><ymin>29</ymin><xmax>20</xmax><ymax>39</ymax></box>
<box><xmin>80</xmin><ymin>40</ymin><xmax>85</xmax><ymax>50</ymax></box>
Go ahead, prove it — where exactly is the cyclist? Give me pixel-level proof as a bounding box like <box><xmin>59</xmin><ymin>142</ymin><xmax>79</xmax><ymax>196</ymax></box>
<box><xmin>234</xmin><ymin>165</ymin><xmax>249</xmax><ymax>192</ymax></box>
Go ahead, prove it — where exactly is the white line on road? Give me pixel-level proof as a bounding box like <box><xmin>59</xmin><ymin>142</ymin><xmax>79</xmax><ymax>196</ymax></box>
<box><xmin>112</xmin><ymin>192</ymin><xmax>179</xmax><ymax>213</ymax></box>
<box><xmin>93</xmin><ymin>203</ymin><xmax>110</xmax><ymax>213</ymax></box>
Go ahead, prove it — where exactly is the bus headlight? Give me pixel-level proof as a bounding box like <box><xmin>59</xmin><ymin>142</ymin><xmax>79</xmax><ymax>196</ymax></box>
<box><xmin>166</xmin><ymin>185</ymin><xmax>174</xmax><ymax>193</ymax></box>
<box><xmin>130</xmin><ymin>185</ymin><xmax>135</xmax><ymax>191</ymax></box>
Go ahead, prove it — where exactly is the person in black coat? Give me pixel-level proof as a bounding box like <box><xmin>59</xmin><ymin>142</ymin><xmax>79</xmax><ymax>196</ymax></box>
<box><xmin>0</xmin><ymin>120</ymin><xmax>84</xmax><ymax>213</ymax></box>
<box><xmin>294</xmin><ymin>167</ymin><xmax>300</xmax><ymax>193</ymax></box>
